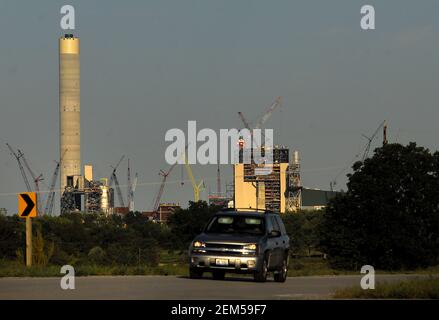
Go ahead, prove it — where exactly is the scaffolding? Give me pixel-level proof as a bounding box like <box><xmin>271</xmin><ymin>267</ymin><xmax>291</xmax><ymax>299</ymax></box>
<box><xmin>286</xmin><ymin>150</ymin><xmax>301</xmax><ymax>212</ymax></box>
<box><xmin>84</xmin><ymin>180</ymin><xmax>103</xmax><ymax>213</ymax></box>
<box><xmin>238</xmin><ymin>147</ymin><xmax>289</xmax><ymax>212</ymax></box>
<box><xmin>60</xmin><ymin>175</ymin><xmax>114</xmax><ymax>215</ymax></box>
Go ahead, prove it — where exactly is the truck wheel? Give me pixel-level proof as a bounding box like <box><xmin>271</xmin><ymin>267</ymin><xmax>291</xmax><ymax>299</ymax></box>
<box><xmin>189</xmin><ymin>267</ymin><xmax>203</xmax><ymax>279</ymax></box>
<box><xmin>254</xmin><ymin>255</ymin><xmax>268</xmax><ymax>282</ymax></box>
<box><xmin>274</xmin><ymin>256</ymin><xmax>288</xmax><ymax>283</ymax></box>
<box><xmin>212</xmin><ymin>271</ymin><xmax>225</xmax><ymax>280</ymax></box>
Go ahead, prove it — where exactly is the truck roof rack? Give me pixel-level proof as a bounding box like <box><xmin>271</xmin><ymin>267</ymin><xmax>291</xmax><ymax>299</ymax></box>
<box><xmin>218</xmin><ymin>208</ymin><xmax>276</xmax><ymax>214</ymax></box>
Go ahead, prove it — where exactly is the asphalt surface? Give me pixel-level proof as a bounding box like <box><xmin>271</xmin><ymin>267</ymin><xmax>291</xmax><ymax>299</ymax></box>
<box><xmin>0</xmin><ymin>274</ymin><xmax>430</xmax><ymax>300</ymax></box>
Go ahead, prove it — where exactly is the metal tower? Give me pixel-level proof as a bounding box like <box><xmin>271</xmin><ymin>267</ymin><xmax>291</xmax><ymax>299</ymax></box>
<box><xmin>286</xmin><ymin>150</ymin><xmax>301</xmax><ymax>212</ymax></box>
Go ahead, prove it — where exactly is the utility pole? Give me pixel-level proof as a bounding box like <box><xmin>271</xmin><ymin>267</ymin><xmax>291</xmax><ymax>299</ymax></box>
<box><xmin>26</xmin><ymin>218</ymin><xmax>32</xmax><ymax>267</ymax></box>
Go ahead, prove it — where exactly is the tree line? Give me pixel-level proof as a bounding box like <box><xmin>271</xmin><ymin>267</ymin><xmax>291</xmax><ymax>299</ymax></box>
<box><xmin>1</xmin><ymin>142</ymin><xmax>438</xmax><ymax>270</ymax></box>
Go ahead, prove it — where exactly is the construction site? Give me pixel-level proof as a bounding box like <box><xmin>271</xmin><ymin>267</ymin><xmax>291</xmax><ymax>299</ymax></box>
<box><xmin>3</xmin><ymin>33</ymin><xmax>389</xmax><ymax>221</ymax></box>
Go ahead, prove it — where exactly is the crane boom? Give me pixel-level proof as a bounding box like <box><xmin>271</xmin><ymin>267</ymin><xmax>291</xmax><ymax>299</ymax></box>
<box><xmin>127</xmin><ymin>159</ymin><xmax>131</xmax><ymax>207</ymax></box>
<box><xmin>362</xmin><ymin>120</ymin><xmax>386</xmax><ymax>161</ymax></box>
<box><xmin>237</xmin><ymin>112</ymin><xmax>252</xmax><ymax>131</ymax></box>
<box><xmin>17</xmin><ymin>148</ymin><xmax>44</xmax><ymax>214</ymax></box>
<box><xmin>44</xmin><ymin>162</ymin><xmax>59</xmax><ymax>216</ymax></box>
<box><xmin>6</xmin><ymin>143</ymin><xmax>32</xmax><ymax>192</ymax></box>
<box><xmin>44</xmin><ymin>149</ymin><xmax>68</xmax><ymax>216</ymax></box>
<box><xmin>184</xmin><ymin>154</ymin><xmax>204</xmax><ymax>202</ymax></box>
<box><xmin>129</xmin><ymin>172</ymin><xmax>138</xmax><ymax>212</ymax></box>
<box><xmin>152</xmin><ymin>163</ymin><xmax>178</xmax><ymax>212</ymax></box>
<box><xmin>108</xmin><ymin>155</ymin><xmax>125</xmax><ymax>188</ymax></box>
<box><xmin>237</xmin><ymin>97</ymin><xmax>282</xmax><ymax>148</ymax></box>
<box><xmin>112</xmin><ymin>172</ymin><xmax>125</xmax><ymax>207</ymax></box>
<box><xmin>330</xmin><ymin>120</ymin><xmax>386</xmax><ymax>191</ymax></box>
<box><xmin>217</xmin><ymin>164</ymin><xmax>221</xmax><ymax>194</ymax></box>
<box><xmin>108</xmin><ymin>155</ymin><xmax>126</xmax><ymax>207</ymax></box>
<box><xmin>254</xmin><ymin>96</ymin><xmax>282</xmax><ymax>129</ymax></box>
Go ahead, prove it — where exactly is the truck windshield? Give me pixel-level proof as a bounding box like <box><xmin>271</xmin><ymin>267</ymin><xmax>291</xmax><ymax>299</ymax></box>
<box><xmin>205</xmin><ymin>215</ymin><xmax>265</xmax><ymax>235</ymax></box>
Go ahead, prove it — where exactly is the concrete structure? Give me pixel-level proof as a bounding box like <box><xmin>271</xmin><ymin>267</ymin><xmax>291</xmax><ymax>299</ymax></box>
<box><xmin>234</xmin><ymin>147</ymin><xmax>289</xmax><ymax>213</ymax></box>
<box><xmin>84</xmin><ymin>165</ymin><xmax>93</xmax><ymax>183</ymax></box>
<box><xmin>59</xmin><ymin>34</ymin><xmax>81</xmax><ymax>192</ymax></box>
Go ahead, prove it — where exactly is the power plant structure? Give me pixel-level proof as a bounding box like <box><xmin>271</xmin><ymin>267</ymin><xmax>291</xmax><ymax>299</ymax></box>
<box><xmin>3</xmin><ymin>33</ymin><xmax>346</xmax><ymax>217</ymax></box>
<box><xmin>58</xmin><ymin>34</ymin><xmax>119</xmax><ymax>215</ymax></box>
<box><xmin>233</xmin><ymin>146</ymin><xmax>290</xmax><ymax>213</ymax></box>
<box><xmin>286</xmin><ymin>150</ymin><xmax>302</xmax><ymax>211</ymax></box>
<box><xmin>59</xmin><ymin>34</ymin><xmax>81</xmax><ymax>192</ymax></box>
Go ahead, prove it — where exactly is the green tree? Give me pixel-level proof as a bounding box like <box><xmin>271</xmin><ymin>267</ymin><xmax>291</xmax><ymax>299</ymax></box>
<box><xmin>282</xmin><ymin>210</ymin><xmax>323</xmax><ymax>257</ymax></box>
<box><xmin>320</xmin><ymin>143</ymin><xmax>439</xmax><ymax>270</ymax></box>
<box><xmin>0</xmin><ymin>214</ymin><xmax>23</xmax><ymax>260</ymax></box>
<box><xmin>167</xmin><ymin>201</ymin><xmax>220</xmax><ymax>249</ymax></box>
<box><xmin>88</xmin><ymin>246</ymin><xmax>106</xmax><ymax>265</ymax></box>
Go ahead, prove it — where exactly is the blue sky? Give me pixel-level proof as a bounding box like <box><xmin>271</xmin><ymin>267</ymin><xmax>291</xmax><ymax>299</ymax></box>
<box><xmin>1</xmin><ymin>1</ymin><xmax>438</xmax><ymax>214</ymax></box>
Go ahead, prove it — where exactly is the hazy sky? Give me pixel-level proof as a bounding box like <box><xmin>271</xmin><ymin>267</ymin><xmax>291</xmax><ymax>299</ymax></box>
<box><xmin>1</xmin><ymin>0</ymin><xmax>438</xmax><ymax>214</ymax></box>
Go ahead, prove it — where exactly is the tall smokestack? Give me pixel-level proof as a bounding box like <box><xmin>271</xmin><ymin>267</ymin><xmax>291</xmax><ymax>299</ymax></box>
<box><xmin>59</xmin><ymin>34</ymin><xmax>81</xmax><ymax>193</ymax></box>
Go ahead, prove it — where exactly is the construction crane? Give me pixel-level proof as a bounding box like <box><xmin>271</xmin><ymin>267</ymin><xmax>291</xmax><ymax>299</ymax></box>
<box><xmin>152</xmin><ymin>145</ymin><xmax>190</xmax><ymax>212</ymax></box>
<box><xmin>129</xmin><ymin>172</ymin><xmax>138</xmax><ymax>212</ymax></box>
<box><xmin>383</xmin><ymin>120</ymin><xmax>388</xmax><ymax>145</ymax></box>
<box><xmin>217</xmin><ymin>164</ymin><xmax>221</xmax><ymax>194</ymax></box>
<box><xmin>6</xmin><ymin>143</ymin><xmax>32</xmax><ymax>192</ymax></box>
<box><xmin>44</xmin><ymin>149</ymin><xmax>68</xmax><ymax>216</ymax></box>
<box><xmin>127</xmin><ymin>158</ymin><xmax>131</xmax><ymax>207</ymax></box>
<box><xmin>237</xmin><ymin>112</ymin><xmax>252</xmax><ymax>132</ymax></box>
<box><xmin>330</xmin><ymin>120</ymin><xmax>387</xmax><ymax>191</ymax></box>
<box><xmin>152</xmin><ymin>163</ymin><xmax>178</xmax><ymax>212</ymax></box>
<box><xmin>184</xmin><ymin>154</ymin><xmax>204</xmax><ymax>202</ymax></box>
<box><xmin>16</xmin><ymin>148</ymin><xmax>44</xmax><ymax>213</ymax></box>
<box><xmin>108</xmin><ymin>155</ymin><xmax>125</xmax><ymax>207</ymax></box>
<box><xmin>237</xmin><ymin>96</ymin><xmax>282</xmax><ymax>147</ymax></box>
<box><xmin>361</xmin><ymin>120</ymin><xmax>386</xmax><ymax>161</ymax></box>
<box><xmin>254</xmin><ymin>96</ymin><xmax>282</xmax><ymax>130</ymax></box>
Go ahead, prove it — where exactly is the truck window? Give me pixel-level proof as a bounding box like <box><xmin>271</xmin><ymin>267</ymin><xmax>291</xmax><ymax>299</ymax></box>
<box><xmin>271</xmin><ymin>216</ymin><xmax>281</xmax><ymax>233</ymax></box>
<box><xmin>266</xmin><ymin>216</ymin><xmax>274</xmax><ymax>233</ymax></box>
<box><xmin>275</xmin><ymin>216</ymin><xmax>287</xmax><ymax>235</ymax></box>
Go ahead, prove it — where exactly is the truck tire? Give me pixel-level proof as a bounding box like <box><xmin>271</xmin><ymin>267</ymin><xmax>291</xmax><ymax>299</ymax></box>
<box><xmin>212</xmin><ymin>271</ymin><xmax>226</xmax><ymax>280</ymax></box>
<box><xmin>254</xmin><ymin>255</ymin><xmax>268</xmax><ymax>282</ymax></box>
<box><xmin>274</xmin><ymin>255</ymin><xmax>288</xmax><ymax>283</ymax></box>
<box><xmin>189</xmin><ymin>267</ymin><xmax>203</xmax><ymax>279</ymax></box>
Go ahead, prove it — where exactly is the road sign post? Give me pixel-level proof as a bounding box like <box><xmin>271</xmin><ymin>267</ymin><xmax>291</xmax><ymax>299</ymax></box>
<box><xmin>18</xmin><ymin>192</ymin><xmax>37</xmax><ymax>267</ymax></box>
<box><xmin>26</xmin><ymin>218</ymin><xmax>32</xmax><ymax>267</ymax></box>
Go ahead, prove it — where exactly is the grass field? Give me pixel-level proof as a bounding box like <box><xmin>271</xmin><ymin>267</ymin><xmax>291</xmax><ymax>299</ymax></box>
<box><xmin>1</xmin><ymin>254</ymin><xmax>439</xmax><ymax>278</ymax></box>
<box><xmin>334</xmin><ymin>277</ymin><xmax>439</xmax><ymax>299</ymax></box>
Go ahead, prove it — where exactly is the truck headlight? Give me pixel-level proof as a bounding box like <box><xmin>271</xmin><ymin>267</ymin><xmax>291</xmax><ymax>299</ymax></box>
<box><xmin>243</xmin><ymin>244</ymin><xmax>257</xmax><ymax>250</ymax></box>
<box><xmin>193</xmin><ymin>241</ymin><xmax>205</xmax><ymax>248</ymax></box>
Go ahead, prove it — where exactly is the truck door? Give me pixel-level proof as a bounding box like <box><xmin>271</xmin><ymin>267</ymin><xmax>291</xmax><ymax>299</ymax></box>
<box><xmin>269</xmin><ymin>216</ymin><xmax>282</xmax><ymax>268</ymax></box>
<box><xmin>265</xmin><ymin>216</ymin><xmax>278</xmax><ymax>269</ymax></box>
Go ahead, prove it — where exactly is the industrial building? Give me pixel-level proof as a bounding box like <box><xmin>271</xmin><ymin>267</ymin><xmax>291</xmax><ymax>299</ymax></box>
<box><xmin>60</xmin><ymin>164</ymin><xmax>115</xmax><ymax>215</ymax></box>
<box><xmin>301</xmin><ymin>188</ymin><xmax>338</xmax><ymax>210</ymax></box>
<box><xmin>142</xmin><ymin>203</ymin><xmax>181</xmax><ymax>222</ymax></box>
<box><xmin>234</xmin><ymin>146</ymin><xmax>290</xmax><ymax>213</ymax></box>
<box><xmin>233</xmin><ymin>146</ymin><xmax>336</xmax><ymax>213</ymax></box>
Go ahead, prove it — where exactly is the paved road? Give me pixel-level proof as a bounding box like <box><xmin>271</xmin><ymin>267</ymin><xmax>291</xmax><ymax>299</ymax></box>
<box><xmin>0</xmin><ymin>274</ymin><xmax>429</xmax><ymax>300</ymax></box>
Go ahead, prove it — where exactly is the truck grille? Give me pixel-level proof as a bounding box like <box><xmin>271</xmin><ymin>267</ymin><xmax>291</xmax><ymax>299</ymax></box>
<box><xmin>193</xmin><ymin>242</ymin><xmax>256</xmax><ymax>256</ymax></box>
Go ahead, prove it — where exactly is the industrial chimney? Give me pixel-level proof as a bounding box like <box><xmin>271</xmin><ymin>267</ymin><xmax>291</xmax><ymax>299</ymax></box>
<box><xmin>59</xmin><ymin>34</ymin><xmax>81</xmax><ymax>193</ymax></box>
